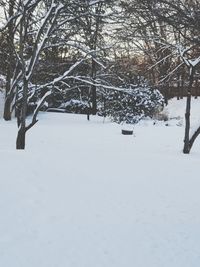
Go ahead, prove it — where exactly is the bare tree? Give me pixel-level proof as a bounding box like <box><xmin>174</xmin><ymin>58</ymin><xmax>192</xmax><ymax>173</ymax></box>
<box><xmin>69</xmin><ymin>0</ymin><xmax>119</xmax><ymax>115</ymax></box>
<box><xmin>121</xmin><ymin>0</ymin><xmax>200</xmax><ymax>154</ymax></box>
<box><xmin>1</xmin><ymin>0</ymin><xmax>16</xmax><ymax>120</ymax></box>
<box><xmin>2</xmin><ymin>0</ymin><xmax>100</xmax><ymax>149</ymax></box>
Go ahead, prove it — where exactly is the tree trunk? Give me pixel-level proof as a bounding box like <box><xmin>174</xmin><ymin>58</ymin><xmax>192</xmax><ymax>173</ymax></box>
<box><xmin>164</xmin><ymin>86</ymin><xmax>168</xmax><ymax>105</ymax></box>
<box><xmin>90</xmin><ymin>3</ymin><xmax>103</xmax><ymax>115</ymax></box>
<box><xmin>183</xmin><ymin>92</ymin><xmax>191</xmax><ymax>153</ymax></box>
<box><xmin>3</xmin><ymin>96</ymin><xmax>12</xmax><ymax>121</ymax></box>
<box><xmin>195</xmin><ymin>78</ymin><xmax>198</xmax><ymax>99</ymax></box>
<box><xmin>16</xmin><ymin>126</ymin><xmax>26</xmax><ymax>150</ymax></box>
<box><xmin>183</xmin><ymin>67</ymin><xmax>194</xmax><ymax>154</ymax></box>
<box><xmin>91</xmin><ymin>58</ymin><xmax>97</xmax><ymax>115</ymax></box>
<box><xmin>188</xmin><ymin>126</ymin><xmax>200</xmax><ymax>153</ymax></box>
<box><xmin>16</xmin><ymin>78</ymin><xmax>28</xmax><ymax>150</ymax></box>
<box><xmin>91</xmin><ymin>86</ymin><xmax>97</xmax><ymax>114</ymax></box>
<box><xmin>4</xmin><ymin>0</ymin><xmax>14</xmax><ymax>121</ymax></box>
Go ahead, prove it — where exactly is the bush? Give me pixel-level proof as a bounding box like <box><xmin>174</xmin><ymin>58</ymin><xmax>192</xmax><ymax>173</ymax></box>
<box><xmin>98</xmin><ymin>86</ymin><xmax>164</xmax><ymax>124</ymax></box>
<box><xmin>59</xmin><ymin>99</ymin><xmax>89</xmax><ymax>114</ymax></box>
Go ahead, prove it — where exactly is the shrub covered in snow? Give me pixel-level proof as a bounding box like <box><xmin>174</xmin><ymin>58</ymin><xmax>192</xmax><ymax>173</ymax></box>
<box><xmin>98</xmin><ymin>86</ymin><xmax>164</xmax><ymax>124</ymax></box>
<box><xmin>59</xmin><ymin>99</ymin><xmax>89</xmax><ymax>114</ymax></box>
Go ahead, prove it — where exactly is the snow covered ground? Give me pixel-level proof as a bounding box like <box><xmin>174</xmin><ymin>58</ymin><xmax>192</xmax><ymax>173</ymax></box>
<box><xmin>1</xmin><ymin>98</ymin><xmax>200</xmax><ymax>267</ymax></box>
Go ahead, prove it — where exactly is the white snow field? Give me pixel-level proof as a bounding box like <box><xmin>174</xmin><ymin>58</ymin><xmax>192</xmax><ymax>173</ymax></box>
<box><xmin>1</xmin><ymin>98</ymin><xmax>200</xmax><ymax>267</ymax></box>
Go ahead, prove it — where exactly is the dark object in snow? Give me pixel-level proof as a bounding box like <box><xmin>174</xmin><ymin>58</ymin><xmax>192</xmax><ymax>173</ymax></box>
<box><xmin>122</xmin><ymin>129</ymin><xmax>133</xmax><ymax>135</ymax></box>
<box><xmin>46</xmin><ymin>108</ymin><xmax>65</xmax><ymax>113</ymax></box>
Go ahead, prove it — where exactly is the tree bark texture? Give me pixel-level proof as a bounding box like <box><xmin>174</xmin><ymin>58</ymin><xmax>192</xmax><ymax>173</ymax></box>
<box><xmin>183</xmin><ymin>67</ymin><xmax>194</xmax><ymax>154</ymax></box>
<box><xmin>3</xmin><ymin>0</ymin><xmax>15</xmax><ymax>121</ymax></box>
<box><xmin>16</xmin><ymin>126</ymin><xmax>26</xmax><ymax>150</ymax></box>
<box><xmin>16</xmin><ymin>78</ymin><xmax>28</xmax><ymax>150</ymax></box>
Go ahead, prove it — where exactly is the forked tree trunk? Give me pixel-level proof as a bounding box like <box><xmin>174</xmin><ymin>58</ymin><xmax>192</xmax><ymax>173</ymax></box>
<box><xmin>188</xmin><ymin>126</ymin><xmax>200</xmax><ymax>152</ymax></box>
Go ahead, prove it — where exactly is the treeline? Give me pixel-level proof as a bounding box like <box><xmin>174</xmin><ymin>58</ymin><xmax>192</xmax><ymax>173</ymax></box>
<box><xmin>0</xmin><ymin>0</ymin><xmax>200</xmax><ymax>153</ymax></box>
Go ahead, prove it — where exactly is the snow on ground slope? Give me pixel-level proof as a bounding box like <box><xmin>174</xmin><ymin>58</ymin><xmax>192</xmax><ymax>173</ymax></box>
<box><xmin>163</xmin><ymin>97</ymin><xmax>200</xmax><ymax>128</ymax></box>
<box><xmin>1</xmin><ymin>98</ymin><xmax>200</xmax><ymax>267</ymax></box>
